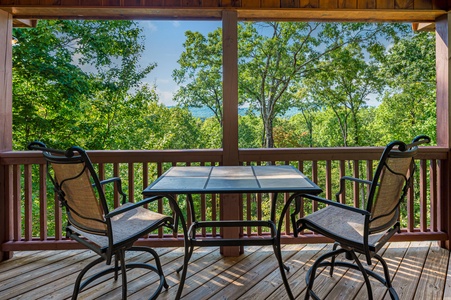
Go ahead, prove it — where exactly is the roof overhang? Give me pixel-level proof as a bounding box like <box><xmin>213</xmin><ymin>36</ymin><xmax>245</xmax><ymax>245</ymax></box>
<box><xmin>0</xmin><ymin>6</ymin><xmax>447</xmax><ymax>23</ymax></box>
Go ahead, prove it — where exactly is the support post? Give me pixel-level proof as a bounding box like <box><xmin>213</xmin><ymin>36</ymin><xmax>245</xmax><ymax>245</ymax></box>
<box><xmin>436</xmin><ymin>13</ymin><xmax>451</xmax><ymax>249</ymax></box>
<box><xmin>221</xmin><ymin>10</ymin><xmax>242</xmax><ymax>256</ymax></box>
<box><xmin>0</xmin><ymin>10</ymin><xmax>13</xmax><ymax>261</ymax></box>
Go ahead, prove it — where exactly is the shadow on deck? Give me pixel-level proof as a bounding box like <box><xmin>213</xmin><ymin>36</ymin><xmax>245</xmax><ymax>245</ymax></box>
<box><xmin>0</xmin><ymin>242</ymin><xmax>449</xmax><ymax>299</ymax></box>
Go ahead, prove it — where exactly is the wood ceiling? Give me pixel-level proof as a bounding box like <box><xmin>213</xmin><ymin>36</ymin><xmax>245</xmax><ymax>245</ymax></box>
<box><xmin>0</xmin><ymin>0</ymin><xmax>448</xmax><ymax>24</ymax></box>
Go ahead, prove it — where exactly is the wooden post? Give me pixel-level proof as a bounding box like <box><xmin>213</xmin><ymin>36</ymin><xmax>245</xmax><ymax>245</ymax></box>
<box><xmin>221</xmin><ymin>10</ymin><xmax>242</xmax><ymax>256</ymax></box>
<box><xmin>0</xmin><ymin>10</ymin><xmax>13</xmax><ymax>262</ymax></box>
<box><xmin>436</xmin><ymin>13</ymin><xmax>451</xmax><ymax>249</ymax></box>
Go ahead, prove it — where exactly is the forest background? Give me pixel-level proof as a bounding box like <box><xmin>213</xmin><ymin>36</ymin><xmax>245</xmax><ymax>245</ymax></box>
<box><xmin>12</xmin><ymin>20</ymin><xmax>436</xmax><ymax>151</ymax></box>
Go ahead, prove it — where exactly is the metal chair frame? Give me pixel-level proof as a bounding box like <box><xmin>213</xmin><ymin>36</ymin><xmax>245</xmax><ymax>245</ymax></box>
<box><xmin>292</xmin><ymin>135</ymin><xmax>430</xmax><ymax>300</ymax></box>
<box><xmin>28</xmin><ymin>141</ymin><xmax>184</xmax><ymax>300</ymax></box>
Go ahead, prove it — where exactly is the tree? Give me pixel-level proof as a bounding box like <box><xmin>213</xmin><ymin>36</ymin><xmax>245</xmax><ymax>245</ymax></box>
<box><xmin>13</xmin><ymin>20</ymin><xmax>155</xmax><ymax>150</ymax></box>
<box><xmin>303</xmin><ymin>44</ymin><xmax>384</xmax><ymax>146</ymax></box>
<box><xmin>174</xmin><ymin>22</ymin><xmax>406</xmax><ymax>148</ymax></box>
<box><xmin>373</xmin><ymin>31</ymin><xmax>436</xmax><ymax>145</ymax></box>
<box><xmin>172</xmin><ymin>29</ymin><xmax>225</xmax><ymax>127</ymax></box>
<box><xmin>240</xmin><ymin>22</ymin><xmax>407</xmax><ymax>148</ymax></box>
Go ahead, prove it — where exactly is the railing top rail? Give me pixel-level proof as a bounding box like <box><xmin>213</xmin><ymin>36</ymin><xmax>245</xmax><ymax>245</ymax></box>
<box><xmin>239</xmin><ymin>147</ymin><xmax>447</xmax><ymax>161</ymax></box>
<box><xmin>1</xmin><ymin>146</ymin><xmax>447</xmax><ymax>165</ymax></box>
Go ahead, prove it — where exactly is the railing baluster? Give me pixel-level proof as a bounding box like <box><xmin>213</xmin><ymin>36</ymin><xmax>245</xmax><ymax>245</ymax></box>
<box><xmin>0</xmin><ymin>147</ymin><xmax>446</xmax><ymax>250</ymax></box>
<box><xmin>312</xmin><ymin>161</ymin><xmax>318</xmax><ymax>212</ymax></box>
<box><xmin>420</xmin><ymin>159</ymin><xmax>428</xmax><ymax>232</ymax></box>
<box><xmin>128</xmin><ymin>162</ymin><xmax>134</xmax><ymax>203</ymax></box>
<box><xmin>353</xmin><ymin>160</ymin><xmax>359</xmax><ymax>208</ymax></box>
<box><xmin>339</xmin><ymin>160</ymin><xmax>346</xmax><ymax>204</ymax></box>
<box><xmin>407</xmin><ymin>167</ymin><xmax>415</xmax><ymax>232</ymax></box>
<box><xmin>24</xmin><ymin>164</ymin><xmax>32</xmax><ymax>241</ymax></box>
<box><xmin>54</xmin><ymin>192</ymin><xmax>62</xmax><ymax>240</ymax></box>
<box><xmin>13</xmin><ymin>165</ymin><xmax>21</xmax><ymax>241</ymax></box>
<box><xmin>113</xmin><ymin>163</ymin><xmax>120</xmax><ymax>208</ymax></box>
<box><xmin>430</xmin><ymin>160</ymin><xmax>437</xmax><ymax>232</ymax></box>
<box><xmin>325</xmin><ymin>160</ymin><xmax>332</xmax><ymax>200</ymax></box>
<box><xmin>39</xmin><ymin>164</ymin><xmax>47</xmax><ymax>241</ymax></box>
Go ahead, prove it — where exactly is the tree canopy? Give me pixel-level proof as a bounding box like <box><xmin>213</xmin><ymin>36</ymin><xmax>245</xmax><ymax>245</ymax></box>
<box><xmin>12</xmin><ymin>20</ymin><xmax>436</xmax><ymax>151</ymax></box>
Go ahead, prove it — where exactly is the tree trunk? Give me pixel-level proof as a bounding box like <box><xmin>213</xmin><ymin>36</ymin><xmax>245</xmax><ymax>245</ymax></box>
<box><xmin>264</xmin><ymin>118</ymin><xmax>274</xmax><ymax>148</ymax></box>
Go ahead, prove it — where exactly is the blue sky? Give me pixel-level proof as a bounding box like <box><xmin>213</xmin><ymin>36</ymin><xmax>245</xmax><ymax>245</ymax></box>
<box><xmin>137</xmin><ymin>20</ymin><xmax>381</xmax><ymax>107</ymax></box>
<box><xmin>138</xmin><ymin>21</ymin><xmax>221</xmax><ymax>106</ymax></box>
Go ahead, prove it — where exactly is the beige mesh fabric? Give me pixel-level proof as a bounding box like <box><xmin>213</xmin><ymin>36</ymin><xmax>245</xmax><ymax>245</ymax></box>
<box><xmin>370</xmin><ymin>156</ymin><xmax>412</xmax><ymax>232</ymax></box>
<box><xmin>51</xmin><ymin>162</ymin><xmax>106</xmax><ymax>233</ymax></box>
<box><xmin>69</xmin><ymin>202</ymin><xmax>168</xmax><ymax>248</ymax></box>
<box><xmin>303</xmin><ymin>205</ymin><xmax>386</xmax><ymax>247</ymax></box>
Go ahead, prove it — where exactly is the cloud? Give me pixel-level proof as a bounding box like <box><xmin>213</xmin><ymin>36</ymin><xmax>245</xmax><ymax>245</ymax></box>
<box><xmin>157</xmin><ymin>89</ymin><xmax>175</xmax><ymax>106</ymax></box>
<box><xmin>172</xmin><ymin>21</ymin><xmax>181</xmax><ymax>28</ymax></box>
<box><xmin>146</xmin><ymin>22</ymin><xmax>158</xmax><ymax>32</ymax></box>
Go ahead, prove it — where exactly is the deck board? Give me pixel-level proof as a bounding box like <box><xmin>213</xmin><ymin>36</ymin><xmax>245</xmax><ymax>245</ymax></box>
<box><xmin>0</xmin><ymin>241</ymin><xmax>449</xmax><ymax>300</ymax></box>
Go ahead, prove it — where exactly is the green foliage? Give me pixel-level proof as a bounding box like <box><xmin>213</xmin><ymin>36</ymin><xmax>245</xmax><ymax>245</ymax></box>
<box><xmin>13</xmin><ymin>20</ymin><xmax>156</xmax><ymax>150</ymax></box>
<box><xmin>372</xmin><ymin>31</ymin><xmax>436</xmax><ymax>145</ymax></box>
<box><xmin>12</xmin><ymin>21</ymin><xmax>438</xmax><ymax>238</ymax></box>
<box><xmin>172</xmin><ymin>29</ymin><xmax>224</xmax><ymax>127</ymax></box>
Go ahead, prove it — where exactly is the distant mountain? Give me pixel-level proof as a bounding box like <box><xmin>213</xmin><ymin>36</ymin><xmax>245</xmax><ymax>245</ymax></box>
<box><xmin>168</xmin><ymin>106</ymin><xmax>300</xmax><ymax>119</ymax></box>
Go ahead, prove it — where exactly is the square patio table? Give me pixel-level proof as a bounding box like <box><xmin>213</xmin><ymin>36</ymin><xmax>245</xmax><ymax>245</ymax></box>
<box><xmin>143</xmin><ymin>165</ymin><xmax>322</xmax><ymax>300</ymax></box>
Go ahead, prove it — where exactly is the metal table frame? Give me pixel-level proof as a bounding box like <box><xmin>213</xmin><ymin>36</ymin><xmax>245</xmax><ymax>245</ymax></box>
<box><xmin>143</xmin><ymin>165</ymin><xmax>322</xmax><ymax>300</ymax></box>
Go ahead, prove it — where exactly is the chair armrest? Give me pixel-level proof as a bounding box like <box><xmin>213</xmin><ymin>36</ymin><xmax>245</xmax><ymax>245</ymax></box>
<box><xmin>105</xmin><ymin>195</ymin><xmax>164</xmax><ymax>218</ymax></box>
<box><xmin>96</xmin><ymin>177</ymin><xmax>127</xmax><ymax>204</ymax></box>
<box><xmin>302</xmin><ymin>194</ymin><xmax>370</xmax><ymax>216</ymax></box>
<box><xmin>335</xmin><ymin>176</ymin><xmax>373</xmax><ymax>202</ymax></box>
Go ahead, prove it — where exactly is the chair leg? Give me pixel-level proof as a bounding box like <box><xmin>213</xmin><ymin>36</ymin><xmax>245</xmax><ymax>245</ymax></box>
<box><xmin>348</xmin><ymin>250</ymin><xmax>373</xmax><ymax>300</ymax></box>
<box><xmin>114</xmin><ymin>254</ymin><xmax>119</xmax><ymax>281</ymax></box>
<box><xmin>128</xmin><ymin>246</ymin><xmax>169</xmax><ymax>300</ymax></box>
<box><xmin>119</xmin><ymin>249</ymin><xmax>128</xmax><ymax>300</ymax></box>
<box><xmin>304</xmin><ymin>248</ymin><xmax>347</xmax><ymax>300</ymax></box>
<box><xmin>329</xmin><ymin>242</ymin><xmax>340</xmax><ymax>276</ymax></box>
<box><xmin>373</xmin><ymin>253</ymin><xmax>399</xmax><ymax>300</ymax></box>
<box><xmin>72</xmin><ymin>256</ymin><xmax>105</xmax><ymax>300</ymax></box>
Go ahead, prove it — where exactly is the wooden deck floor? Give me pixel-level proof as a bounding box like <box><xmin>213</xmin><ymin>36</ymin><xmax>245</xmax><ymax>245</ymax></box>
<box><xmin>0</xmin><ymin>241</ymin><xmax>450</xmax><ymax>300</ymax></box>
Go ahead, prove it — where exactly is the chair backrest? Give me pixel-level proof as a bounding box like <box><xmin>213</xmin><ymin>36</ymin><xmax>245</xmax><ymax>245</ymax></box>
<box><xmin>366</xmin><ymin>135</ymin><xmax>430</xmax><ymax>234</ymax></box>
<box><xmin>28</xmin><ymin>142</ymin><xmax>109</xmax><ymax>235</ymax></box>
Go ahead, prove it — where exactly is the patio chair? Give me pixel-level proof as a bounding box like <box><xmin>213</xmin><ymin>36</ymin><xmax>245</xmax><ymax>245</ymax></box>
<box><xmin>28</xmin><ymin>141</ymin><xmax>175</xmax><ymax>300</ymax></box>
<box><xmin>292</xmin><ymin>135</ymin><xmax>430</xmax><ymax>300</ymax></box>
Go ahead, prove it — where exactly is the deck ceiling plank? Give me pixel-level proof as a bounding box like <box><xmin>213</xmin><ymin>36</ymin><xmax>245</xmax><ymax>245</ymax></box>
<box><xmin>0</xmin><ymin>3</ymin><xmax>448</xmax><ymax>22</ymax></box>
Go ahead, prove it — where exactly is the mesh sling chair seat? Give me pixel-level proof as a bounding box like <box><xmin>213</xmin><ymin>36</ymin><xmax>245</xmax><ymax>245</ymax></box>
<box><xmin>292</xmin><ymin>135</ymin><xmax>430</xmax><ymax>300</ymax></box>
<box><xmin>28</xmin><ymin>141</ymin><xmax>177</xmax><ymax>300</ymax></box>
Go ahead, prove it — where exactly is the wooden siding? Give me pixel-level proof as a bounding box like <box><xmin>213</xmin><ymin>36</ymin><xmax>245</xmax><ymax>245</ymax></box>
<box><xmin>0</xmin><ymin>242</ymin><xmax>450</xmax><ymax>299</ymax></box>
<box><xmin>0</xmin><ymin>0</ymin><xmax>448</xmax><ymax>22</ymax></box>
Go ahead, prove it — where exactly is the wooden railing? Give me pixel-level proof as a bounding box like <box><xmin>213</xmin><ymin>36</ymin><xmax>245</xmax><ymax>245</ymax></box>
<box><xmin>0</xmin><ymin>146</ymin><xmax>449</xmax><ymax>253</ymax></box>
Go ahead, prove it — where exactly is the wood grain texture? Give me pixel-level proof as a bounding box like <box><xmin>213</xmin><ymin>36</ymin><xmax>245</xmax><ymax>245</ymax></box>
<box><xmin>0</xmin><ymin>242</ymin><xmax>448</xmax><ymax>299</ymax></box>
